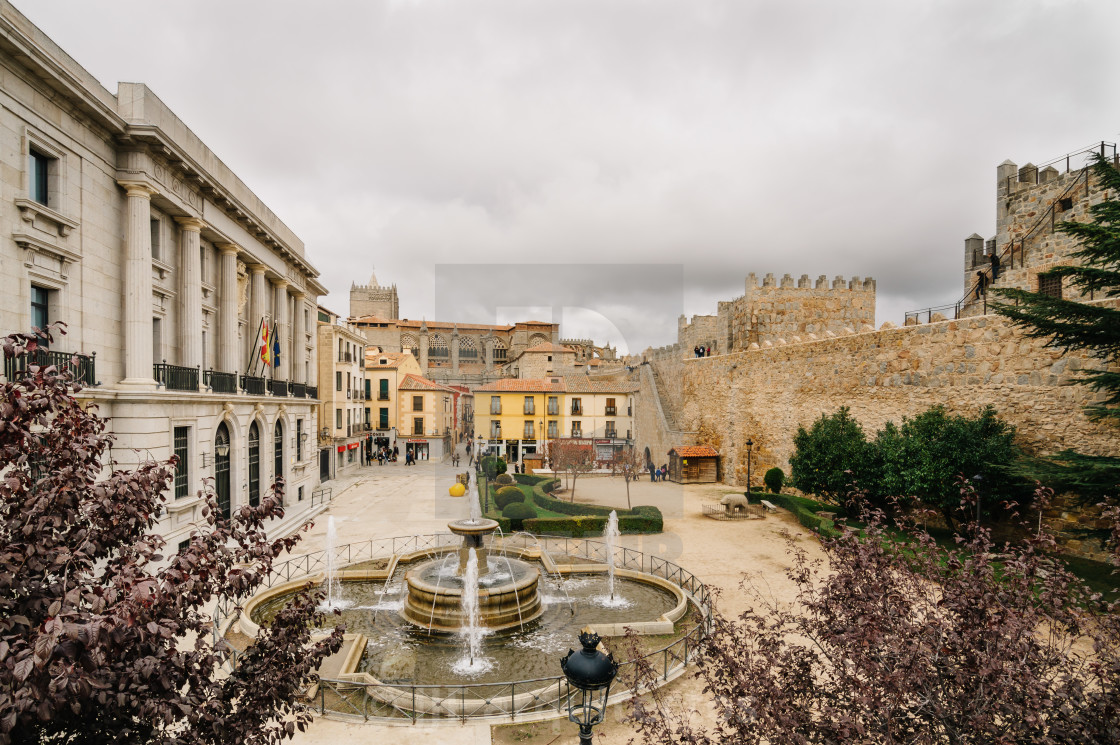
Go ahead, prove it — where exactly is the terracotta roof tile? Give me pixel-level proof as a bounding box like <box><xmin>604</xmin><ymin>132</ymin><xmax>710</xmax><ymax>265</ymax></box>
<box><xmin>559</xmin><ymin>376</ymin><xmax>639</xmax><ymax>393</ymax></box>
<box><xmin>474</xmin><ymin>378</ymin><xmax>565</xmax><ymax>393</ymax></box>
<box><xmin>671</xmin><ymin>446</ymin><xmax>719</xmax><ymax>458</ymax></box>
<box><xmin>399</xmin><ymin>374</ymin><xmax>458</xmax><ymax>393</ymax></box>
<box><xmin>363</xmin><ymin>351</ymin><xmax>416</xmax><ymax>369</ymax></box>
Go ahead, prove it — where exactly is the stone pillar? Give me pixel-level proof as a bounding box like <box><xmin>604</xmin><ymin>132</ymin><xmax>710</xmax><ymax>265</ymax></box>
<box><xmin>292</xmin><ymin>291</ymin><xmax>306</xmax><ymax>383</ymax></box>
<box><xmin>419</xmin><ymin>322</ymin><xmax>429</xmax><ymax>370</ymax></box>
<box><xmin>176</xmin><ymin>218</ymin><xmax>204</xmax><ymax>380</ymax></box>
<box><xmin>248</xmin><ymin>265</ymin><xmax>268</xmax><ymax>374</ymax></box>
<box><xmin>273</xmin><ymin>278</ymin><xmax>290</xmax><ymax>381</ymax></box>
<box><xmin>482</xmin><ymin>335</ymin><xmax>494</xmax><ymax>371</ymax></box>
<box><xmin>451</xmin><ymin>324</ymin><xmax>460</xmax><ymax>374</ymax></box>
<box><xmin>118</xmin><ymin>182</ymin><xmax>158</xmax><ymax>387</ymax></box>
<box><xmin>217</xmin><ymin>244</ymin><xmax>240</xmax><ymax>374</ymax></box>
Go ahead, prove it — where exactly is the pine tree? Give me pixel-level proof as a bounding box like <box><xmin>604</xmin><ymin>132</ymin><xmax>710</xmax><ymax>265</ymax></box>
<box><xmin>992</xmin><ymin>153</ymin><xmax>1120</xmax><ymax>498</ymax></box>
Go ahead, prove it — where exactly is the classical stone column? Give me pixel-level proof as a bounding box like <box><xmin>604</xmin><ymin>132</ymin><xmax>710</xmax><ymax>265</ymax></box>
<box><xmin>272</xmin><ymin>277</ymin><xmax>290</xmax><ymax>381</ymax></box>
<box><xmin>176</xmin><ymin>218</ymin><xmax>204</xmax><ymax>382</ymax></box>
<box><xmin>292</xmin><ymin>291</ymin><xmax>306</xmax><ymax>383</ymax></box>
<box><xmin>419</xmin><ymin>320</ymin><xmax>429</xmax><ymax>370</ymax></box>
<box><xmin>248</xmin><ymin>265</ymin><xmax>268</xmax><ymax>374</ymax></box>
<box><xmin>118</xmin><ymin>182</ymin><xmax>158</xmax><ymax>388</ymax></box>
<box><xmin>217</xmin><ymin>244</ymin><xmax>240</xmax><ymax>374</ymax></box>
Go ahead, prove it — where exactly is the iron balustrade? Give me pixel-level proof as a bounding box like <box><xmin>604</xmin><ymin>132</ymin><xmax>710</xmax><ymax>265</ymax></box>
<box><xmin>205</xmin><ymin>369</ymin><xmax>238</xmax><ymax>394</ymax></box>
<box><xmin>241</xmin><ymin>375</ymin><xmax>266</xmax><ymax>395</ymax></box>
<box><xmin>268</xmin><ymin>378</ymin><xmax>288</xmax><ymax>396</ymax></box>
<box><xmin>339</xmin><ymin>352</ymin><xmax>353</xmax><ymax>363</ymax></box>
<box><xmin>571</xmin><ymin>404</ymin><xmax>582</xmax><ymax>415</ymax></box>
<box><xmin>4</xmin><ymin>348</ymin><xmax>96</xmax><ymax>387</ymax></box>
<box><xmin>209</xmin><ymin>534</ymin><xmax>713</xmax><ymax>723</ymax></box>
<box><xmin>605</xmin><ymin>406</ymin><xmax>617</xmax><ymax>415</ymax></box>
<box><xmin>289</xmin><ymin>381</ymin><xmax>307</xmax><ymax>398</ymax></box>
<box><xmin>153</xmin><ymin>361</ymin><xmax>199</xmax><ymax>391</ymax></box>
<box><xmin>310</xmin><ymin>486</ymin><xmax>333</xmax><ymax>507</ymax></box>
<box><xmin>307</xmin><ymin>385</ymin><xmax>318</xmax><ymax>399</ymax></box>
<box><xmin>378</xmin><ymin>393</ymin><xmax>390</xmax><ymax>400</ymax></box>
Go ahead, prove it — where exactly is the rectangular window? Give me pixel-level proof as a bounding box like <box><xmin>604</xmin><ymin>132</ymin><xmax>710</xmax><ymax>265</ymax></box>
<box><xmin>413</xmin><ymin>395</ymin><xmax>423</xmax><ymax>412</ymax></box>
<box><xmin>347</xmin><ymin>372</ymin><xmax>351</xmax><ymax>391</ymax></box>
<box><xmin>298</xmin><ymin>485</ymin><xmax>304</xmax><ymax>502</ymax></box>
<box><xmin>150</xmin><ymin>217</ymin><xmax>161</xmax><ymax>260</ymax></box>
<box><xmin>414</xmin><ymin>417</ymin><xmax>424</xmax><ymax>435</ymax></box>
<box><xmin>547</xmin><ymin>396</ymin><xmax>559</xmax><ymax>415</ymax></box>
<box><xmin>523</xmin><ymin>396</ymin><xmax>535</xmax><ymax>415</ymax></box>
<box><xmin>1039</xmin><ymin>272</ymin><xmax>1063</xmax><ymax>299</ymax></box>
<box><xmin>490</xmin><ymin>420</ymin><xmax>502</xmax><ymax>438</ymax></box>
<box><xmin>178</xmin><ymin>539</ymin><xmax>190</xmax><ymax>553</ymax></box>
<box><xmin>547</xmin><ymin>420</ymin><xmax>558</xmax><ymax>438</ymax></box>
<box><xmin>336</xmin><ymin>371</ymin><xmax>342</xmax><ymax>391</ymax></box>
<box><xmin>173</xmin><ymin>426</ymin><xmax>189</xmax><ymax>499</ymax></box>
<box><xmin>379</xmin><ymin>378</ymin><xmax>389</xmax><ymax>400</ymax></box>
<box><xmin>605</xmin><ymin>421</ymin><xmax>616</xmax><ymax>438</ymax></box>
<box><xmin>571</xmin><ymin>398</ymin><xmax>582</xmax><ymax>415</ymax></box>
<box><xmin>605</xmin><ymin>398</ymin><xmax>616</xmax><ymax>416</ymax></box>
<box><xmin>379</xmin><ymin>407</ymin><xmax>389</xmax><ymax>428</ymax></box>
<box><xmin>524</xmin><ymin>420</ymin><xmax>534</xmax><ymax>438</ymax></box>
<box><xmin>30</xmin><ymin>286</ymin><xmax>49</xmax><ymax>338</ymax></box>
<box><xmin>490</xmin><ymin>396</ymin><xmax>501</xmax><ymax>415</ymax></box>
<box><xmin>336</xmin><ymin>409</ymin><xmax>342</xmax><ymax>429</ymax></box>
<box><xmin>571</xmin><ymin>421</ymin><xmax>582</xmax><ymax>437</ymax></box>
<box><xmin>152</xmin><ymin>317</ymin><xmax>162</xmax><ymax>363</ymax></box>
<box><xmin>365</xmin><ymin>379</ymin><xmax>371</xmax><ymax>399</ymax></box>
<box><xmin>296</xmin><ymin>419</ymin><xmax>303</xmax><ymax>461</ymax></box>
<box><xmin>29</xmin><ymin>148</ymin><xmax>50</xmax><ymax>206</ymax></box>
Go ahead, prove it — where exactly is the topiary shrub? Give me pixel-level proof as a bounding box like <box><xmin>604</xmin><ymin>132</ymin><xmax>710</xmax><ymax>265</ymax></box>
<box><xmin>502</xmin><ymin>501</ymin><xmax>537</xmax><ymax>531</ymax></box>
<box><xmin>764</xmin><ymin>467</ymin><xmax>785</xmax><ymax>494</ymax></box>
<box><xmin>494</xmin><ymin>473</ymin><xmax>515</xmax><ymax>485</ymax></box>
<box><xmin>481</xmin><ymin>455</ymin><xmax>507</xmax><ymax>480</ymax></box>
<box><xmin>494</xmin><ymin>486</ymin><xmax>526</xmax><ymax>510</ymax></box>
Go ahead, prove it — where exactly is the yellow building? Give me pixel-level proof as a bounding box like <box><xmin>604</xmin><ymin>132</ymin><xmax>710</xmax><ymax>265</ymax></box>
<box><xmin>398</xmin><ymin>374</ymin><xmax>457</xmax><ymax>461</ymax></box>
<box><xmin>363</xmin><ymin>350</ymin><xmax>422</xmax><ymax>448</ymax></box>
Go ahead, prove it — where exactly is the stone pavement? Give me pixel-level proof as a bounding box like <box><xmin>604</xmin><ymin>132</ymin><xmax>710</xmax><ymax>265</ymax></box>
<box><xmin>285</xmin><ymin>446</ymin><xmax>824</xmax><ymax>744</ymax></box>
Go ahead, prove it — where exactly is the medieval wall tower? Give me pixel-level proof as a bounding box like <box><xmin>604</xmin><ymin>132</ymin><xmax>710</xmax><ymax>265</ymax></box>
<box><xmin>350</xmin><ymin>269</ymin><xmax>400</xmax><ymax>319</ymax></box>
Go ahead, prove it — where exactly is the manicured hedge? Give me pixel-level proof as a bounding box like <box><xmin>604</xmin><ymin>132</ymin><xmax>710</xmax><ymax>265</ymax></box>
<box><xmin>526</xmin><ymin>480</ymin><xmax>663</xmax><ymax>534</ymax></box>
<box><xmin>502</xmin><ymin>501</ymin><xmax>537</xmax><ymax>531</ymax></box>
<box><xmin>494</xmin><ymin>486</ymin><xmax>526</xmax><ymax>510</ymax></box>
<box><xmin>770</xmin><ymin>494</ymin><xmax>842</xmax><ymax>539</ymax></box>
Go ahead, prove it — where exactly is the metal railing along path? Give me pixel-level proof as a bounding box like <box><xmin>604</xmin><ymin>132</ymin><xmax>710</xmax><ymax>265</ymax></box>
<box><xmin>212</xmin><ymin>534</ymin><xmax>713</xmax><ymax>723</ymax></box>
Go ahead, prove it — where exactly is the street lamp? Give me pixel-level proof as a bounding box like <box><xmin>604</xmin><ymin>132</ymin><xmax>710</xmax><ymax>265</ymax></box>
<box><xmin>745</xmin><ymin>438</ymin><xmax>753</xmax><ymax>491</ymax></box>
<box><xmin>561</xmin><ymin>630</ymin><xmax>619</xmax><ymax>745</ymax></box>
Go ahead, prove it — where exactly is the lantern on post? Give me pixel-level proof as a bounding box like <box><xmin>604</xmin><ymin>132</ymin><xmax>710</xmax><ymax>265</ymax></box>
<box><xmin>560</xmin><ymin>630</ymin><xmax>619</xmax><ymax>745</ymax></box>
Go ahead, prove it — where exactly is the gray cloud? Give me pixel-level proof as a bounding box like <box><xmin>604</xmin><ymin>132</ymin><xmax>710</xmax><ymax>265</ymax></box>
<box><xmin>21</xmin><ymin>0</ymin><xmax>1120</xmax><ymax>350</ymax></box>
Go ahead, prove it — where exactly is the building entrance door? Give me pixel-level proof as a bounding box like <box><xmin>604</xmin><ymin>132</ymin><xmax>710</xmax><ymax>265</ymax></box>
<box><xmin>319</xmin><ymin>448</ymin><xmax>331</xmax><ymax>482</ymax></box>
<box><xmin>215</xmin><ymin>422</ymin><xmax>231</xmax><ymax>520</ymax></box>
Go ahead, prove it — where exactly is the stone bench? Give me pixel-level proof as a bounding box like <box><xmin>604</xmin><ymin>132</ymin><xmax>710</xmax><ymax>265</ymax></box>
<box><xmin>760</xmin><ymin>500</ymin><xmax>778</xmax><ymax>513</ymax></box>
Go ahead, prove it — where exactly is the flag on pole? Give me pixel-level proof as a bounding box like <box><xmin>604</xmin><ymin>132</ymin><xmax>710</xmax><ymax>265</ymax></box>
<box><xmin>272</xmin><ymin>330</ymin><xmax>281</xmax><ymax>368</ymax></box>
<box><xmin>259</xmin><ymin>321</ymin><xmax>271</xmax><ymax>367</ymax></box>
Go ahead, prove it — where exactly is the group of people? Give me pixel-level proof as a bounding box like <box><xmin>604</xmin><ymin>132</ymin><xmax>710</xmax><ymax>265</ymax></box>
<box><xmin>649</xmin><ymin>463</ymin><xmax>668</xmax><ymax>481</ymax></box>
<box><xmin>693</xmin><ymin>345</ymin><xmax>712</xmax><ymax>358</ymax></box>
<box><xmin>974</xmin><ymin>252</ymin><xmax>1002</xmax><ymax>299</ymax></box>
<box><xmin>373</xmin><ymin>445</ymin><xmax>399</xmax><ymax>465</ymax></box>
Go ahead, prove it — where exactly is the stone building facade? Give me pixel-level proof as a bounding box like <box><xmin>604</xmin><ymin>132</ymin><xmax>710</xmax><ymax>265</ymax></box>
<box><xmin>349</xmin><ymin>270</ymin><xmax>399</xmax><ymax>320</ymax></box>
<box><xmin>316</xmin><ymin>307</ymin><xmax>368</xmax><ymax>479</ymax></box>
<box><xmin>0</xmin><ymin>4</ymin><xmax>327</xmax><ymax>546</ymax></box>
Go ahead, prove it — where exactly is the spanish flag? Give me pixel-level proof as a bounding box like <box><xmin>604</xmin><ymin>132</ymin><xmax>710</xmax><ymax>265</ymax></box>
<box><xmin>259</xmin><ymin>322</ymin><xmax>271</xmax><ymax>367</ymax></box>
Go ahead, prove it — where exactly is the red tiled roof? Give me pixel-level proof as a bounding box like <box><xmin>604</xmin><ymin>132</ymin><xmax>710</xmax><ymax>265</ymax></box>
<box><xmin>671</xmin><ymin>446</ymin><xmax>719</xmax><ymax>458</ymax></box>
<box><xmin>560</xmin><ymin>376</ymin><xmax>639</xmax><ymax>393</ymax></box>
<box><xmin>363</xmin><ymin>351</ymin><xmax>416</xmax><ymax>369</ymax></box>
<box><xmin>399</xmin><ymin>374</ymin><xmax>457</xmax><ymax>393</ymax></box>
<box><xmin>474</xmin><ymin>378</ymin><xmax>565</xmax><ymax>392</ymax></box>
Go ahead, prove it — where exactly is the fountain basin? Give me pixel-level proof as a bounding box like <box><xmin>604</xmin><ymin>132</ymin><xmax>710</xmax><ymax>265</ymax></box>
<box><xmin>402</xmin><ymin>556</ymin><xmax>543</xmax><ymax>632</ymax></box>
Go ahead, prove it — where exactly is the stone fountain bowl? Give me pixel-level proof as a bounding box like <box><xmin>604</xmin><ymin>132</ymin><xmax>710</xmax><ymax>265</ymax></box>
<box><xmin>401</xmin><ymin>556</ymin><xmax>543</xmax><ymax>633</ymax></box>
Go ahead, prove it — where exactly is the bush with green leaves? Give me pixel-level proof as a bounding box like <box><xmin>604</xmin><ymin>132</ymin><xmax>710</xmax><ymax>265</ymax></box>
<box><xmin>494</xmin><ymin>473</ymin><xmax>514</xmax><ymax>485</ymax></box>
<box><xmin>763</xmin><ymin>467</ymin><xmax>785</xmax><ymax>494</ymax></box>
<box><xmin>481</xmin><ymin>455</ymin><xmax>507</xmax><ymax>480</ymax></box>
<box><xmin>493</xmin><ymin>485</ymin><xmax>525</xmax><ymax>510</ymax></box>
<box><xmin>789</xmin><ymin>407</ymin><xmax>871</xmax><ymax>500</ymax></box>
<box><xmin>501</xmin><ymin>501</ymin><xmax>537</xmax><ymax>531</ymax></box>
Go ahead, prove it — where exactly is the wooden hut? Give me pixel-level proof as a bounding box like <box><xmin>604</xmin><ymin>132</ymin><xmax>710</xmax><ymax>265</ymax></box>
<box><xmin>668</xmin><ymin>446</ymin><xmax>720</xmax><ymax>484</ymax></box>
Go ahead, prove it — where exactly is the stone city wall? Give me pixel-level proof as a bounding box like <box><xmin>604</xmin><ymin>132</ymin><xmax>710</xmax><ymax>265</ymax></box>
<box><xmin>645</xmin><ymin>302</ymin><xmax>1120</xmax><ymax>493</ymax></box>
<box><xmin>726</xmin><ymin>273</ymin><xmax>876</xmax><ymax>350</ymax></box>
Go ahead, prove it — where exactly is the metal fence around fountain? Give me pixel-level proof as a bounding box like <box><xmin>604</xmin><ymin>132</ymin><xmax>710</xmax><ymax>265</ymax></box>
<box><xmin>211</xmin><ymin>533</ymin><xmax>715</xmax><ymax>723</ymax></box>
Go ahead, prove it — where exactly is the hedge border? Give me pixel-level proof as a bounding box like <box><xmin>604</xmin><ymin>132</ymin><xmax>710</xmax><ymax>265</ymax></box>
<box><xmin>493</xmin><ymin>474</ymin><xmax>664</xmax><ymax>535</ymax></box>
<box><xmin>769</xmin><ymin>494</ymin><xmax>843</xmax><ymax>539</ymax></box>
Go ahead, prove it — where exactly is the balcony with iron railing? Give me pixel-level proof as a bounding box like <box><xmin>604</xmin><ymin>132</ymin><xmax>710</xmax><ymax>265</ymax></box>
<box><xmin>4</xmin><ymin>348</ymin><xmax>97</xmax><ymax>387</ymax></box>
<box><xmin>547</xmin><ymin>405</ymin><xmax>559</xmax><ymax>415</ymax></box>
<box><xmin>378</xmin><ymin>392</ymin><xmax>390</xmax><ymax>400</ymax></box>
<box><xmin>289</xmin><ymin>381</ymin><xmax>307</xmax><ymax>398</ymax></box>
<box><xmin>307</xmin><ymin>385</ymin><xmax>318</xmax><ymax>399</ymax></box>
<box><xmin>240</xmin><ymin>375</ymin><xmax>265</xmax><ymax>395</ymax></box>
<box><xmin>154</xmin><ymin>361</ymin><xmax>199</xmax><ymax>392</ymax></box>
<box><xmin>205</xmin><ymin>369</ymin><xmax>238</xmax><ymax>394</ymax></box>
<box><xmin>490</xmin><ymin>405</ymin><xmax>502</xmax><ymax>415</ymax></box>
<box><xmin>339</xmin><ymin>351</ymin><xmax>353</xmax><ymax>363</ymax></box>
<box><xmin>571</xmin><ymin>404</ymin><xmax>583</xmax><ymax>415</ymax></box>
<box><xmin>268</xmin><ymin>378</ymin><xmax>288</xmax><ymax>396</ymax></box>
<box><xmin>605</xmin><ymin>406</ymin><xmax>617</xmax><ymax>416</ymax></box>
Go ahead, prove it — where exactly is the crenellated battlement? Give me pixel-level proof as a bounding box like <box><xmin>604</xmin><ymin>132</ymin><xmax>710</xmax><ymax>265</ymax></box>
<box><xmin>349</xmin><ymin>268</ymin><xmax>400</xmax><ymax>320</ymax></box>
<box><xmin>745</xmin><ymin>272</ymin><xmax>876</xmax><ymax>293</ymax></box>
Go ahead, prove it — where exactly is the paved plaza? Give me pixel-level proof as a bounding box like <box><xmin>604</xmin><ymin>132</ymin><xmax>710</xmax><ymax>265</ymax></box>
<box><xmin>287</xmin><ymin>446</ymin><xmax>823</xmax><ymax>744</ymax></box>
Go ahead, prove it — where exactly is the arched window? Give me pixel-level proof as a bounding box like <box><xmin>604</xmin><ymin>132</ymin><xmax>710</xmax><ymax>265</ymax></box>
<box><xmin>529</xmin><ymin>333</ymin><xmax>549</xmax><ymax>347</ymax></box>
<box><xmin>248</xmin><ymin>421</ymin><xmax>260</xmax><ymax>507</ymax></box>
<box><xmin>429</xmin><ymin>334</ymin><xmax>448</xmax><ymax>358</ymax></box>
<box><xmin>459</xmin><ymin>335</ymin><xmax>478</xmax><ymax>360</ymax></box>
<box><xmin>400</xmin><ymin>333</ymin><xmax>418</xmax><ymax>357</ymax></box>
<box><xmin>493</xmin><ymin>339</ymin><xmax>507</xmax><ymax>362</ymax></box>
<box><xmin>274</xmin><ymin>420</ymin><xmax>284</xmax><ymax>500</ymax></box>
<box><xmin>215</xmin><ymin>422</ymin><xmax>231</xmax><ymax>520</ymax></box>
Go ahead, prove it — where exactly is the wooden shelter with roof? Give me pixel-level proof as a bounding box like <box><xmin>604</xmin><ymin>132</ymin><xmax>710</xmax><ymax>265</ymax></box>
<box><xmin>668</xmin><ymin>446</ymin><xmax>720</xmax><ymax>484</ymax></box>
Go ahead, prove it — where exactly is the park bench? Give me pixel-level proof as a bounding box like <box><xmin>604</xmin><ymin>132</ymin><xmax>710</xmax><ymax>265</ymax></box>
<box><xmin>760</xmin><ymin>499</ymin><xmax>778</xmax><ymax>513</ymax></box>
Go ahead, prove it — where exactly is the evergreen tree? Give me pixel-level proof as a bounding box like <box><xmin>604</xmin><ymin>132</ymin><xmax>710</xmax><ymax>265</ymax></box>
<box><xmin>992</xmin><ymin>153</ymin><xmax>1120</xmax><ymax>498</ymax></box>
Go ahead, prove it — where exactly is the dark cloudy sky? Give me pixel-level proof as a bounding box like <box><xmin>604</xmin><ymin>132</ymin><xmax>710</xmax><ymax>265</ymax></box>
<box><xmin>19</xmin><ymin>0</ymin><xmax>1120</xmax><ymax>353</ymax></box>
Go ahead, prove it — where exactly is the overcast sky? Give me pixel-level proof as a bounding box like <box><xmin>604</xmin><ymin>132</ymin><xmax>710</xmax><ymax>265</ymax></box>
<box><xmin>19</xmin><ymin>0</ymin><xmax>1120</xmax><ymax>352</ymax></box>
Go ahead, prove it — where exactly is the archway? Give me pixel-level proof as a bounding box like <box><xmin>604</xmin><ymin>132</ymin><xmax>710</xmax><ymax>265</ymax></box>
<box><xmin>215</xmin><ymin>422</ymin><xmax>231</xmax><ymax>520</ymax></box>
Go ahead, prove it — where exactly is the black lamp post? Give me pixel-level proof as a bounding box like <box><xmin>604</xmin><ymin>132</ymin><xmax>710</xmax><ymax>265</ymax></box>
<box><xmin>745</xmin><ymin>438</ymin><xmax>753</xmax><ymax>491</ymax></box>
<box><xmin>561</xmin><ymin>630</ymin><xmax>619</xmax><ymax>745</ymax></box>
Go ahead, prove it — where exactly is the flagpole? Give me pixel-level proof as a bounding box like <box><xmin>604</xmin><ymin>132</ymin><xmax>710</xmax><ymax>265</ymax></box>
<box><xmin>247</xmin><ymin>316</ymin><xmax>265</xmax><ymax>376</ymax></box>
